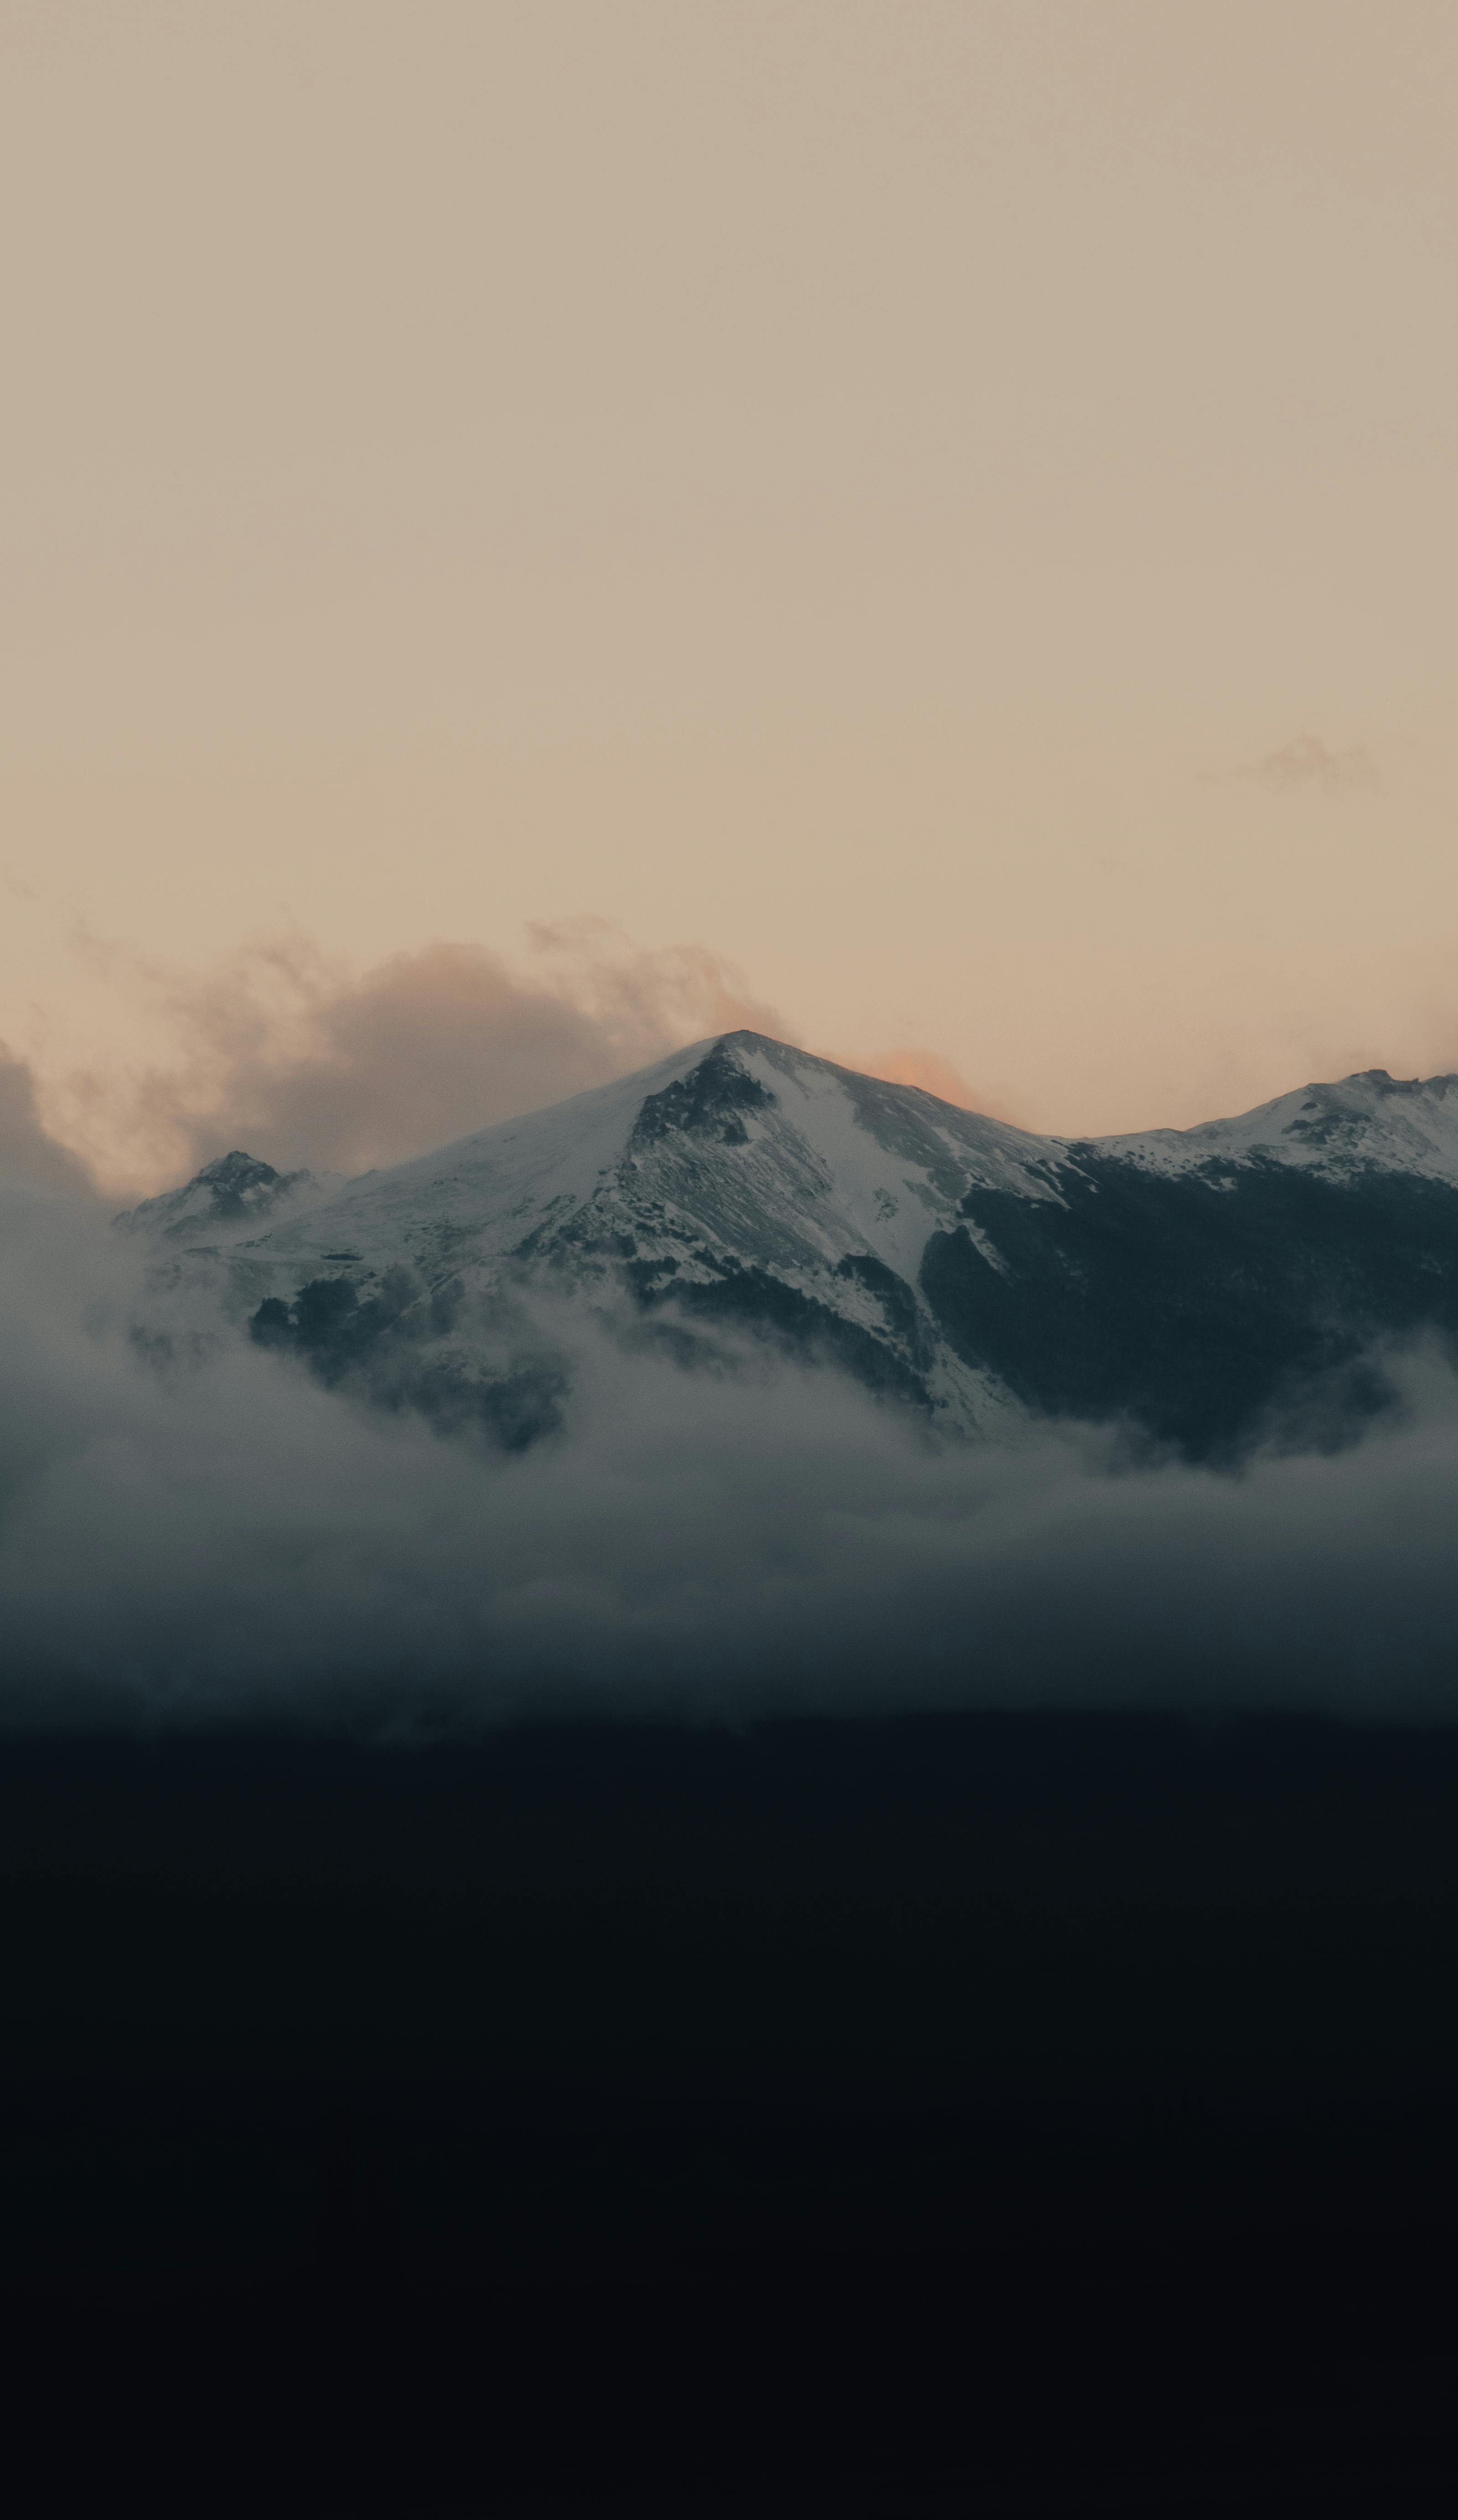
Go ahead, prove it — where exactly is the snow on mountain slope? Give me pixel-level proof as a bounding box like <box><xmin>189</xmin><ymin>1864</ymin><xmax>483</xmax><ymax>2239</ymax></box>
<box><xmin>165</xmin><ymin>1034</ymin><xmax>1065</xmax><ymax>1435</ymax></box>
<box><xmin>1098</xmin><ymin>1068</ymin><xmax>1458</xmax><ymax>1184</ymax></box>
<box><xmin>208</xmin><ymin>1034</ymin><xmax>1057</xmax><ymax>1290</ymax></box>
<box><xmin>124</xmin><ymin>1037</ymin><xmax>1458</xmax><ymax>1458</ymax></box>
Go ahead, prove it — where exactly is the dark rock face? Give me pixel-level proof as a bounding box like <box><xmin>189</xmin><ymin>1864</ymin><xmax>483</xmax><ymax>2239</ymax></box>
<box><xmin>250</xmin><ymin>1269</ymin><xmax>568</xmax><ymax>1451</ymax></box>
<box><xmin>920</xmin><ymin>1153</ymin><xmax>1458</xmax><ymax>1459</ymax></box>
<box><xmin>630</xmin><ymin>1251</ymin><xmax>934</xmax><ymax>1406</ymax></box>
<box><xmin>185</xmin><ymin>1152</ymin><xmax>286</xmax><ymax>1215</ymax></box>
<box><xmin>629</xmin><ymin>1041</ymin><xmax>774</xmax><ymax>1151</ymax></box>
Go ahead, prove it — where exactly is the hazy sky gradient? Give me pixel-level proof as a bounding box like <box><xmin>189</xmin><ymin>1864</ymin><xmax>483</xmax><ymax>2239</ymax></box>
<box><xmin>5</xmin><ymin>1</ymin><xmax>1458</xmax><ymax>1169</ymax></box>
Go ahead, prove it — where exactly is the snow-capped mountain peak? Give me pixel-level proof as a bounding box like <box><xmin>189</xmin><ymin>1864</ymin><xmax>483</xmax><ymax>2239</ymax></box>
<box><xmin>126</xmin><ymin>1035</ymin><xmax>1458</xmax><ymax>1460</ymax></box>
<box><xmin>115</xmin><ymin>1149</ymin><xmax>341</xmax><ymax>1245</ymax></box>
<box><xmin>1101</xmin><ymin>1066</ymin><xmax>1458</xmax><ymax>1184</ymax></box>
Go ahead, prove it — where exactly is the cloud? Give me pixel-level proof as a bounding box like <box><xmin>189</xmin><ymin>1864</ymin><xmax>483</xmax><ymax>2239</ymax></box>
<box><xmin>0</xmin><ymin>1046</ymin><xmax>95</xmax><ymax>1198</ymax></box>
<box><xmin>56</xmin><ymin>922</ymin><xmax>793</xmax><ymax>1193</ymax></box>
<box><xmin>1228</xmin><ymin>734</ymin><xmax>1380</xmax><ymax>793</ymax></box>
<box><xmin>3</xmin><ymin>1171</ymin><xmax>1458</xmax><ymax>1734</ymax></box>
<box><xmin>838</xmin><ymin>1047</ymin><xmax>1021</xmax><ymax>1123</ymax></box>
<box><xmin>42</xmin><ymin>922</ymin><xmax>1021</xmax><ymax>1192</ymax></box>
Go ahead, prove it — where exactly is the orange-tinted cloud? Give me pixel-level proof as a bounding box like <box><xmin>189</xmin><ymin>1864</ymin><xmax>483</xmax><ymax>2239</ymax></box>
<box><xmin>836</xmin><ymin>1047</ymin><xmax>1020</xmax><ymax>1125</ymax></box>
<box><xmin>64</xmin><ymin>926</ymin><xmax>793</xmax><ymax>1193</ymax></box>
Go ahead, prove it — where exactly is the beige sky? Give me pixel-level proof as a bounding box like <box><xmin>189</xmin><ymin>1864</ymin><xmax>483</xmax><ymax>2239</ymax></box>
<box><xmin>4</xmin><ymin>0</ymin><xmax>1458</xmax><ymax>1177</ymax></box>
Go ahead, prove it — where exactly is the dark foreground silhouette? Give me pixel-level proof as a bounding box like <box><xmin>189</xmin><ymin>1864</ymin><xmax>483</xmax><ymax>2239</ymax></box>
<box><xmin>3</xmin><ymin>1711</ymin><xmax>1458</xmax><ymax>2513</ymax></box>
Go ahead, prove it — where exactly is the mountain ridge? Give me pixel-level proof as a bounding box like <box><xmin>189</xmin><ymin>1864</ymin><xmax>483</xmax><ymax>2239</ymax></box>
<box><xmin>121</xmin><ymin>1033</ymin><xmax>1458</xmax><ymax>1459</ymax></box>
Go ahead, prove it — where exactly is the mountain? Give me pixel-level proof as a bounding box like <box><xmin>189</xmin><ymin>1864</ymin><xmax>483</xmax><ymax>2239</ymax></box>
<box><xmin>116</xmin><ymin>1149</ymin><xmax>340</xmax><ymax>1243</ymax></box>
<box><xmin>123</xmin><ymin>1036</ymin><xmax>1458</xmax><ymax>1459</ymax></box>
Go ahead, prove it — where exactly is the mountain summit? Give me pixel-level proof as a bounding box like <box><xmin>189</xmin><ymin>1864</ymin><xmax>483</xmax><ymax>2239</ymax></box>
<box><xmin>128</xmin><ymin>1034</ymin><xmax>1458</xmax><ymax>1458</ymax></box>
<box><xmin>116</xmin><ymin>1149</ymin><xmax>338</xmax><ymax>1243</ymax></box>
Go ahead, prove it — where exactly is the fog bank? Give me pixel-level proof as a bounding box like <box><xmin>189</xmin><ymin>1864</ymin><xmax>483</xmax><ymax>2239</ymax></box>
<box><xmin>0</xmin><ymin>1171</ymin><xmax>1455</xmax><ymax>1734</ymax></box>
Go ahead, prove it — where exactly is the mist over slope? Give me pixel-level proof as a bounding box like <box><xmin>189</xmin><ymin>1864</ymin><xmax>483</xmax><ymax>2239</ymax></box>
<box><xmin>1</xmin><ymin>1036</ymin><xmax>1458</xmax><ymax>1730</ymax></box>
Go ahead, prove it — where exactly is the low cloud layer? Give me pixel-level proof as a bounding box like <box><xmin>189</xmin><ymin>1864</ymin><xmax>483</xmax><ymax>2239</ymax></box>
<box><xmin>2</xmin><ymin>1170</ymin><xmax>1457</xmax><ymax>1734</ymax></box>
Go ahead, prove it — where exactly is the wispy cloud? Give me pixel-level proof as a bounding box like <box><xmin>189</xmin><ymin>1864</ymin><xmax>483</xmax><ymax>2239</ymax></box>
<box><xmin>26</xmin><ymin>923</ymin><xmax>1014</xmax><ymax>1193</ymax></box>
<box><xmin>1227</xmin><ymin>734</ymin><xmax>1380</xmax><ymax>794</ymax></box>
<box><xmin>0</xmin><ymin>1047</ymin><xmax>94</xmax><ymax>1198</ymax></box>
<box><xmin>45</xmin><ymin>923</ymin><xmax>794</xmax><ymax>1195</ymax></box>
